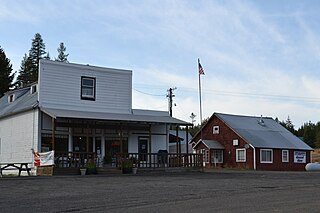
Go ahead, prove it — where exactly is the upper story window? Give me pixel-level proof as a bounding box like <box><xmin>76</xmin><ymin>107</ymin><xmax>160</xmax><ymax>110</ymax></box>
<box><xmin>81</xmin><ymin>76</ymin><xmax>96</xmax><ymax>101</ymax></box>
<box><xmin>8</xmin><ymin>94</ymin><xmax>15</xmax><ymax>103</ymax></box>
<box><xmin>213</xmin><ymin>125</ymin><xmax>219</xmax><ymax>134</ymax></box>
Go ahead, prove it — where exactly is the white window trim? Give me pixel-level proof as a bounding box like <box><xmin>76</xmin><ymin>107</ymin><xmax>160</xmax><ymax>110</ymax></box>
<box><xmin>282</xmin><ymin>150</ymin><xmax>289</xmax><ymax>163</ymax></box>
<box><xmin>213</xmin><ymin>126</ymin><xmax>219</xmax><ymax>134</ymax></box>
<box><xmin>236</xmin><ymin>148</ymin><xmax>246</xmax><ymax>162</ymax></box>
<box><xmin>260</xmin><ymin>149</ymin><xmax>273</xmax><ymax>163</ymax></box>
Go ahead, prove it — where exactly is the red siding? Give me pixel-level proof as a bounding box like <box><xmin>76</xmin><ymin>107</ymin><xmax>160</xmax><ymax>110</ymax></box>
<box><xmin>192</xmin><ymin>114</ymin><xmax>310</xmax><ymax>171</ymax></box>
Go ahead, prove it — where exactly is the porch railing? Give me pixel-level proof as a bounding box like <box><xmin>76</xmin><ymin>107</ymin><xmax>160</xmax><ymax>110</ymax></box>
<box><xmin>55</xmin><ymin>152</ymin><xmax>96</xmax><ymax>168</ymax></box>
<box><xmin>116</xmin><ymin>153</ymin><xmax>203</xmax><ymax>169</ymax></box>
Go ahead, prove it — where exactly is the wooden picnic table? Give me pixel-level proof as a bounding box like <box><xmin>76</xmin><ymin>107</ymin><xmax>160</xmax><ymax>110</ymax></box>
<box><xmin>0</xmin><ymin>163</ymin><xmax>32</xmax><ymax>177</ymax></box>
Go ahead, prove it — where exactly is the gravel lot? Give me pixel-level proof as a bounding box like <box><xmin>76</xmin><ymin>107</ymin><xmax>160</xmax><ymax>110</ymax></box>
<box><xmin>1</xmin><ymin>170</ymin><xmax>320</xmax><ymax>213</ymax></box>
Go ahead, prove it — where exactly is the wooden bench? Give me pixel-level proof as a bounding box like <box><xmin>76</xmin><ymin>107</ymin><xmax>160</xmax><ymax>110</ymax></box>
<box><xmin>0</xmin><ymin>163</ymin><xmax>32</xmax><ymax>177</ymax></box>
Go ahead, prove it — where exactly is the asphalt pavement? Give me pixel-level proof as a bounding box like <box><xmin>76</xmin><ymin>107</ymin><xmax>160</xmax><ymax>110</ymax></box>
<box><xmin>1</xmin><ymin>170</ymin><xmax>320</xmax><ymax>213</ymax></box>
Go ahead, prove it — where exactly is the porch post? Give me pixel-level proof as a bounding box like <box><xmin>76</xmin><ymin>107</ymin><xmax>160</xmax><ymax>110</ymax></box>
<box><xmin>119</xmin><ymin>123</ymin><xmax>123</xmax><ymax>154</ymax></box>
<box><xmin>149</xmin><ymin>124</ymin><xmax>152</xmax><ymax>166</ymax></box>
<box><xmin>86</xmin><ymin>122</ymin><xmax>89</xmax><ymax>152</ymax></box>
<box><xmin>186</xmin><ymin>126</ymin><xmax>189</xmax><ymax>154</ymax></box>
<box><xmin>68</xmin><ymin>127</ymin><xmax>73</xmax><ymax>152</ymax></box>
<box><xmin>52</xmin><ymin>118</ymin><xmax>56</xmax><ymax>151</ymax></box>
<box><xmin>101</xmin><ymin>130</ymin><xmax>105</xmax><ymax>159</ymax></box>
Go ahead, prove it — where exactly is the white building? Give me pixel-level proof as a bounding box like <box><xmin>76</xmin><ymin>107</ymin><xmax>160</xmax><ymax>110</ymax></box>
<box><xmin>0</xmin><ymin>60</ymin><xmax>191</xmax><ymax>173</ymax></box>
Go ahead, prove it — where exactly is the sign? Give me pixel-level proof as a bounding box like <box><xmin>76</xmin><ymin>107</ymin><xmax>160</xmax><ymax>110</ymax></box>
<box><xmin>294</xmin><ymin>151</ymin><xmax>306</xmax><ymax>163</ymax></box>
<box><xmin>33</xmin><ymin>150</ymin><xmax>55</xmax><ymax>166</ymax></box>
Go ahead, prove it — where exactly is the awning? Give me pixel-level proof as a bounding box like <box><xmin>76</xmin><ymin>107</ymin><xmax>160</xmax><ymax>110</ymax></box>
<box><xmin>40</xmin><ymin>107</ymin><xmax>191</xmax><ymax>125</ymax></box>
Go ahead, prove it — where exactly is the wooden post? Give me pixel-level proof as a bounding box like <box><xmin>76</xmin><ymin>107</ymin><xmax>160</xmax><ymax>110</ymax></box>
<box><xmin>149</xmin><ymin>124</ymin><xmax>152</xmax><ymax>167</ymax></box>
<box><xmin>186</xmin><ymin>126</ymin><xmax>189</xmax><ymax>167</ymax></box>
<box><xmin>86</xmin><ymin>122</ymin><xmax>89</xmax><ymax>152</ymax></box>
<box><xmin>120</xmin><ymin>123</ymin><xmax>123</xmax><ymax>154</ymax></box>
<box><xmin>52</xmin><ymin>118</ymin><xmax>56</xmax><ymax>151</ymax></box>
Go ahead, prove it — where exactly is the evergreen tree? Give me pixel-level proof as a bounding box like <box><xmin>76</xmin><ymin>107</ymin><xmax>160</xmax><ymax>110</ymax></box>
<box><xmin>0</xmin><ymin>46</ymin><xmax>15</xmax><ymax>97</ymax></box>
<box><xmin>15</xmin><ymin>33</ymin><xmax>47</xmax><ymax>86</ymax></box>
<box><xmin>279</xmin><ymin>116</ymin><xmax>296</xmax><ymax>134</ymax></box>
<box><xmin>28</xmin><ymin>33</ymin><xmax>47</xmax><ymax>72</ymax></box>
<box><xmin>55</xmin><ymin>42</ymin><xmax>69</xmax><ymax>62</ymax></box>
<box><xmin>15</xmin><ymin>54</ymin><xmax>36</xmax><ymax>87</ymax></box>
<box><xmin>44</xmin><ymin>52</ymin><xmax>50</xmax><ymax>60</ymax></box>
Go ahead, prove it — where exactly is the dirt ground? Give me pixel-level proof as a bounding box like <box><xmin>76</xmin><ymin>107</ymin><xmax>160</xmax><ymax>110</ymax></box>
<box><xmin>1</xmin><ymin>170</ymin><xmax>320</xmax><ymax>213</ymax></box>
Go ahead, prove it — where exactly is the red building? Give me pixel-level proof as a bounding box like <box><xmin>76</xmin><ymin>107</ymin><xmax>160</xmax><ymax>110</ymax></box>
<box><xmin>191</xmin><ymin>113</ymin><xmax>313</xmax><ymax>171</ymax></box>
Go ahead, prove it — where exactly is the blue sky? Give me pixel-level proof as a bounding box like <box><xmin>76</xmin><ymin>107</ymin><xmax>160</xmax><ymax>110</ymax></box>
<box><xmin>1</xmin><ymin>0</ymin><xmax>320</xmax><ymax>127</ymax></box>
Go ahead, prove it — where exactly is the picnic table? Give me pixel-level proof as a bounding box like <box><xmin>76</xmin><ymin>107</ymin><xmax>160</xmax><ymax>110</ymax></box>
<box><xmin>0</xmin><ymin>163</ymin><xmax>32</xmax><ymax>177</ymax></box>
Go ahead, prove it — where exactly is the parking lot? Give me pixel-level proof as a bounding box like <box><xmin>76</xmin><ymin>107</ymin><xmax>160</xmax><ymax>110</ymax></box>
<box><xmin>1</xmin><ymin>170</ymin><xmax>320</xmax><ymax>213</ymax></box>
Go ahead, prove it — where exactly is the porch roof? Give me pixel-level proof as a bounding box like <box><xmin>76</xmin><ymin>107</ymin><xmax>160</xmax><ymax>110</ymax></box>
<box><xmin>194</xmin><ymin>139</ymin><xmax>225</xmax><ymax>149</ymax></box>
<box><xmin>41</xmin><ymin>107</ymin><xmax>191</xmax><ymax>125</ymax></box>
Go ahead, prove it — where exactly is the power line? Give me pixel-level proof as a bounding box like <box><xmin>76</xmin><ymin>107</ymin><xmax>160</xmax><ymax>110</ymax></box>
<box><xmin>133</xmin><ymin>88</ymin><xmax>166</xmax><ymax>97</ymax></box>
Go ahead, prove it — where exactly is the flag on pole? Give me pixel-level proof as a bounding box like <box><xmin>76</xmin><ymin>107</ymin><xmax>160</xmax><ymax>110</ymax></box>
<box><xmin>198</xmin><ymin>59</ymin><xmax>205</xmax><ymax>75</ymax></box>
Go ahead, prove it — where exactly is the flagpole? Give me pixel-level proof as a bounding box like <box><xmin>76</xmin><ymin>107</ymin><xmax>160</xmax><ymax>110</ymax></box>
<box><xmin>198</xmin><ymin>58</ymin><xmax>203</xmax><ymax>139</ymax></box>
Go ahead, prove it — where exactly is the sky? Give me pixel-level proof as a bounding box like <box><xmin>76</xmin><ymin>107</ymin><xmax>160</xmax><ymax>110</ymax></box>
<box><xmin>1</xmin><ymin>0</ymin><xmax>320</xmax><ymax>128</ymax></box>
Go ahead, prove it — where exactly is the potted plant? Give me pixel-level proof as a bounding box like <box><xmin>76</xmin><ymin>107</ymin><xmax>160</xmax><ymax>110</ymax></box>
<box><xmin>132</xmin><ymin>157</ymin><xmax>138</xmax><ymax>175</ymax></box>
<box><xmin>80</xmin><ymin>168</ymin><xmax>87</xmax><ymax>175</ymax></box>
<box><xmin>86</xmin><ymin>159</ymin><xmax>97</xmax><ymax>175</ymax></box>
<box><xmin>122</xmin><ymin>158</ymin><xmax>133</xmax><ymax>174</ymax></box>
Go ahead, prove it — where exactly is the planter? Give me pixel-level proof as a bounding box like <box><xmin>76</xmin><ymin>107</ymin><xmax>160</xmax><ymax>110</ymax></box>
<box><xmin>80</xmin><ymin>168</ymin><xmax>87</xmax><ymax>175</ymax></box>
<box><xmin>132</xmin><ymin>167</ymin><xmax>138</xmax><ymax>175</ymax></box>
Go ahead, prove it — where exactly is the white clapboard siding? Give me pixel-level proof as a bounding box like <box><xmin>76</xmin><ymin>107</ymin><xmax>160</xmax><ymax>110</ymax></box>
<box><xmin>0</xmin><ymin>110</ymin><xmax>39</xmax><ymax>163</ymax></box>
<box><xmin>38</xmin><ymin>60</ymin><xmax>132</xmax><ymax>114</ymax></box>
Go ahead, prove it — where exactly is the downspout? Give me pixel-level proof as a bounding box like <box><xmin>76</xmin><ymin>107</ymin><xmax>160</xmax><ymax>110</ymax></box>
<box><xmin>249</xmin><ymin>144</ymin><xmax>256</xmax><ymax>170</ymax></box>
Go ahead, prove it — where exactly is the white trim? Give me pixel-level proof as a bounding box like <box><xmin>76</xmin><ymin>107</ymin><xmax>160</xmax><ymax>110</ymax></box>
<box><xmin>248</xmin><ymin>144</ymin><xmax>256</xmax><ymax>170</ymax></box>
<box><xmin>213</xmin><ymin>125</ymin><xmax>219</xmax><ymax>134</ymax></box>
<box><xmin>260</xmin><ymin>149</ymin><xmax>273</xmax><ymax>163</ymax></box>
<box><xmin>236</xmin><ymin>148</ymin><xmax>246</xmax><ymax>162</ymax></box>
<box><xmin>282</xmin><ymin>150</ymin><xmax>289</xmax><ymax>163</ymax></box>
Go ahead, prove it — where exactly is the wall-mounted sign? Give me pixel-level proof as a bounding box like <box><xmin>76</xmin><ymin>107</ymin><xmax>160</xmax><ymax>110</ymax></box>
<box><xmin>294</xmin><ymin>151</ymin><xmax>306</xmax><ymax>163</ymax></box>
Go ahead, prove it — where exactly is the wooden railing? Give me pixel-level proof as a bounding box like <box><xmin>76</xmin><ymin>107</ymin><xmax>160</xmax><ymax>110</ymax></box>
<box><xmin>116</xmin><ymin>153</ymin><xmax>203</xmax><ymax>169</ymax></box>
<box><xmin>55</xmin><ymin>152</ymin><xmax>96</xmax><ymax>168</ymax></box>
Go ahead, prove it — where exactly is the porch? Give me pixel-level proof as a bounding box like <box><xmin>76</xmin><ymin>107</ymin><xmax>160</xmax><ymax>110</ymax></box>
<box><xmin>54</xmin><ymin>152</ymin><xmax>203</xmax><ymax>170</ymax></box>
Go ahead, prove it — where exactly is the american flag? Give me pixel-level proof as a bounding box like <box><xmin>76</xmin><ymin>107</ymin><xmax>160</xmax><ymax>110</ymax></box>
<box><xmin>198</xmin><ymin>59</ymin><xmax>205</xmax><ymax>75</ymax></box>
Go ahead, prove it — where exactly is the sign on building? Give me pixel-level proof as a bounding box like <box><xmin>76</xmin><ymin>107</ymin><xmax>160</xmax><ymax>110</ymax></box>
<box><xmin>294</xmin><ymin>151</ymin><xmax>306</xmax><ymax>163</ymax></box>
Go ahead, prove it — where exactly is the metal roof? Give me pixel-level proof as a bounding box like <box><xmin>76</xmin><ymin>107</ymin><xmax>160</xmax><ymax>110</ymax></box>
<box><xmin>41</xmin><ymin>107</ymin><xmax>190</xmax><ymax>125</ymax></box>
<box><xmin>216</xmin><ymin>113</ymin><xmax>313</xmax><ymax>151</ymax></box>
<box><xmin>0</xmin><ymin>87</ymin><xmax>38</xmax><ymax>119</ymax></box>
<box><xmin>194</xmin><ymin>139</ymin><xmax>225</xmax><ymax>149</ymax></box>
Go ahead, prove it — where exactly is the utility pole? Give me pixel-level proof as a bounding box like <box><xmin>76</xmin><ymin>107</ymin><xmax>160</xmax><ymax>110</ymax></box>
<box><xmin>167</xmin><ymin>87</ymin><xmax>176</xmax><ymax>117</ymax></box>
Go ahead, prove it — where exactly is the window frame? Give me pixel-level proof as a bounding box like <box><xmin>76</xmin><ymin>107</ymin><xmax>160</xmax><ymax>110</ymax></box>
<box><xmin>81</xmin><ymin>76</ymin><xmax>96</xmax><ymax>101</ymax></box>
<box><xmin>236</xmin><ymin>148</ymin><xmax>246</xmax><ymax>162</ymax></box>
<box><xmin>282</xmin><ymin>150</ymin><xmax>289</xmax><ymax>163</ymax></box>
<box><xmin>211</xmin><ymin>150</ymin><xmax>223</xmax><ymax>163</ymax></box>
<box><xmin>260</xmin><ymin>149</ymin><xmax>273</xmax><ymax>163</ymax></box>
<box><xmin>213</xmin><ymin>125</ymin><xmax>219</xmax><ymax>134</ymax></box>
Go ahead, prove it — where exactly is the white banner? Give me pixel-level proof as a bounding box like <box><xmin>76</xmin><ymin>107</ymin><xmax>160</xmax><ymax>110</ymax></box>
<box><xmin>39</xmin><ymin>151</ymin><xmax>55</xmax><ymax>166</ymax></box>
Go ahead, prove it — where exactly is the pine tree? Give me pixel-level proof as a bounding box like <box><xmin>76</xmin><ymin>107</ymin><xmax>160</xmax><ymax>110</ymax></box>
<box><xmin>55</xmin><ymin>42</ymin><xmax>69</xmax><ymax>62</ymax></box>
<box><xmin>28</xmin><ymin>33</ymin><xmax>47</xmax><ymax>73</ymax></box>
<box><xmin>44</xmin><ymin>52</ymin><xmax>50</xmax><ymax>60</ymax></box>
<box><xmin>15</xmin><ymin>33</ymin><xmax>47</xmax><ymax>86</ymax></box>
<box><xmin>0</xmin><ymin>46</ymin><xmax>15</xmax><ymax>97</ymax></box>
<box><xmin>15</xmin><ymin>54</ymin><xmax>36</xmax><ymax>88</ymax></box>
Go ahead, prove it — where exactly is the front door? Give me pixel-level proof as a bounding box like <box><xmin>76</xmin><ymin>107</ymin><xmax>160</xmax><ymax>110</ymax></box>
<box><xmin>138</xmin><ymin>137</ymin><xmax>148</xmax><ymax>162</ymax></box>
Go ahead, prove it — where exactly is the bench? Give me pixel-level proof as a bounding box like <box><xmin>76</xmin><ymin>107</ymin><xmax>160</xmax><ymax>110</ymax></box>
<box><xmin>0</xmin><ymin>163</ymin><xmax>32</xmax><ymax>177</ymax></box>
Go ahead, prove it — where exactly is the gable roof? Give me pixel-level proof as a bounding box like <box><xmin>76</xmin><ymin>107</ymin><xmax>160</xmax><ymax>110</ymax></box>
<box><xmin>0</xmin><ymin>86</ymin><xmax>38</xmax><ymax>119</ymax></box>
<box><xmin>215</xmin><ymin>113</ymin><xmax>313</xmax><ymax>151</ymax></box>
<box><xmin>193</xmin><ymin>139</ymin><xmax>224</xmax><ymax>149</ymax></box>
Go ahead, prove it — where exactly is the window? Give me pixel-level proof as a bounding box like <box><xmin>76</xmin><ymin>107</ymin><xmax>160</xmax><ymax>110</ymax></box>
<box><xmin>30</xmin><ymin>85</ymin><xmax>37</xmax><ymax>94</ymax></box>
<box><xmin>200</xmin><ymin>149</ymin><xmax>209</xmax><ymax>163</ymax></box>
<box><xmin>81</xmin><ymin>76</ymin><xmax>96</xmax><ymax>100</ymax></box>
<box><xmin>212</xmin><ymin>150</ymin><xmax>223</xmax><ymax>163</ymax></box>
<box><xmin>260</xmin><ymin>149</ymin><xmax>273</xmax><ymax>163</ymax></box>
<box><xmin>282</xmin><ymin>150</ymin><xmax>289</xmax><ymax>163</ymax></box>
<box><xmin>213</xmin><ymin>126</ymin><xmax>219</xmax><ymax>134</ymax></box>
<box><xmin>236</xmin><ymin>148</ymin><xmax>246</xmax><ymax>162</ymax></box>
<box><xmin>8</xmin><ymin>94</ymin><xmax>15</xmax><ymax>103</ymax></box>
<box><xmin>233</xmin><ymin>139</ymin><xmax>239</xmax><ymax>146</ymax></box>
